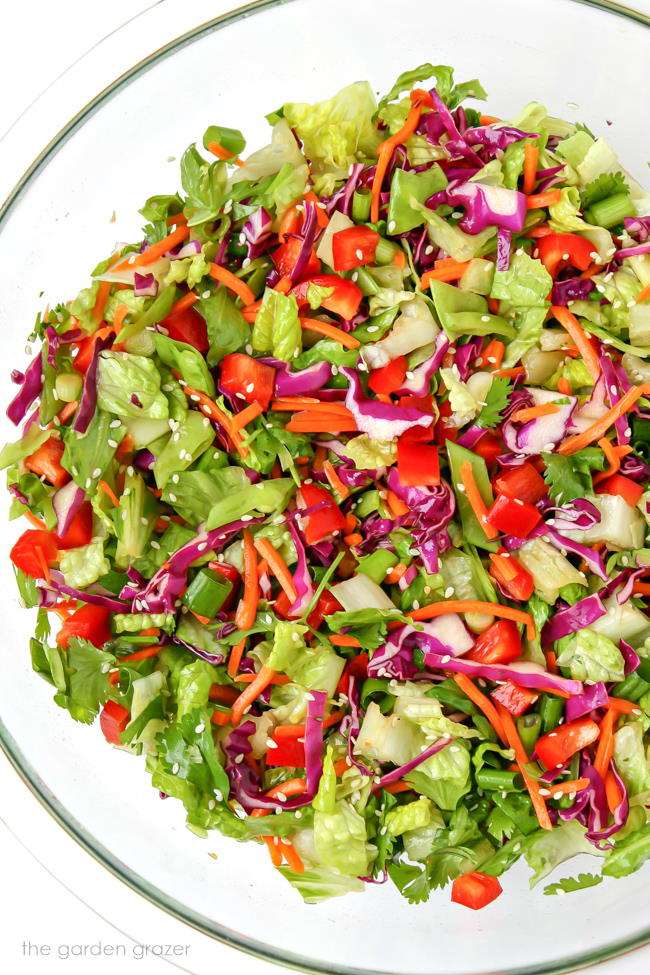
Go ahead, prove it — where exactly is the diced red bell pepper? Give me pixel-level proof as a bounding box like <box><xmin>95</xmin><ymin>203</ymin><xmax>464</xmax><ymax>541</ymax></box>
<box><xmin>298</xmin><ymin>483</ymin><xmax>346</xmax><ymax>545</ymax></box>
<box><xmin>161</xmin><ymin>305</ymin><xmax>209</xmax><ymax>353</ymax></box>
<box><xmin>73</xmin><ymin>325</ymin><xmax>114</xmax><ymax>374</ymax></box>
<box><xmin>398</xmin><ymin>395</ymin><xmax>436</xmax><ymax>443</ymax></box>
<box><xmin>473</xmin><ymin>432</ymin><xmax>503</xmax><ymax>469</ymax></box>
<box><xmin>10</xmin><ymin>529</ymin><xmax>59</xmax><ymax>579</ymax></box>
<box><xmin>56</xmin><ymin>604</ymin><xmax>112</xmax><ymax>649</ymax></box>
<box><xmin>25</xmin><ymin>436</ymin><xmax>70</xmax><ymax>487</ymax></box>
<box><xmin>290</xmin><ymin>274</ymin><xmax>362</xmax><ymax>320</ymax></box>
<box><xmin>433</xmin><ymin>399</ymin><xmax>459</xmax><ymax>446</ymax></box>
<box><xmin>368</xmin><ymin>356</ymin><xmax>407</xmax><ymax>396</ymax></box>
<box><xmin>451</xmin><ymin>871</ymin><xmax>503</xmax><ymax>910</ymax></box>
<box><xmin>100</xmin><ymin>699</ymin><xmax>130</xmax><ymax>745</ymax></box>
<box><xmin>397</xmin><ymin>441</ymin><xmax>440</xmax><ymax>487</ymax></box>
<box><xmin>56</xmin><ymin>502</ymin><xmax>94</xmax><ymax>550</ymax></box>
<box><xmin>486</xmin><ymin>493</ymin><xmax>542</xmax><ymax>538</ymax></box>
<box><xmin>220</xmin><ymin>353</ymin><xmax>276</xmax><ymax>409</ymax></box>
<box><xmin>331</xmin><ymin>226</ymin><xmax>380</xmax><ymax>272</ymax></box>
<box><xmin>491</xmin><ymin>680</ymin><xmax>538</xmax><ymax>716</ymax></box>
<box><xmin>467</xmin><ymin>619</ymin><xmax>522</xmax><ymax>665</ymax></box>
<box><xmin>337</xmin><ymin>652</ymin><xmax>369</xmax><ymax>696</ymax></box>
<box><xmin>208</xmin><ymin>560</ymin><xmax>241</xmax><ymax>611</ymax></box>
<box><xmin>535</xmin><ymin>717</ymin><xmax>600</xmax><ymax>769</ymax></box>
<box><xmin>273</xmin><ymin>238</ymin><xmax>321</xmax><ymax>279</ymax></box>
<box><xmin>489</xmin><ymin>550</ymin><xmax>535</xmax><ymax>601</ymax></box>
<box><xmin>266</xmin><ymin>736</ymin><xmax>307</xmax><ymax>768</ymax></box>
<box><xmin>536</xmin><ymin>233</ymin><xmax>594</xmax><ymax>279</ymax></box>
<box><xmin>493</xmin><ymin>462</ymin><xmax>547</xmax><ymax>505</ymax></box>
<box><xmin>595</xmin><ymin>473</ymin><xmax>644</xmax><ymax>507</ymax></box>
<box><xmin>274</xmin><ymin>587</ymin><xmax>343</xmax><ymax>628</ymax></box>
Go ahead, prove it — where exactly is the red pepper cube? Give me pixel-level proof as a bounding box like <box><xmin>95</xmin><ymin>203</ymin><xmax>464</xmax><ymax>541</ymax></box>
<box><xmin>467</xmin><ymin>619</ymin><xmax>522</xmax><ymax>665</ymax></box>
<box><xmin>451</xmin><ymin>872</ymin><xmax>503</xmax><ymax>910</ymax></box>
<box><xmin>331</xmin><ymin>227</ymin><xmax>380</xmax><ymax>272</ymax></box>
<box><xmin>486</xmin><ymin>492</ymin><xmax>542</xmax><ymax>538</ymax></box>
<box><xmin>220</xmin><ymin>353</ymin><xmax>276</xmax><ymax>409</ymax></box>
<box><xmin>24</xmin><ymin>436</ymin><xmax>70</xmax><ymax>487</ymax></box>
<box><xmin>10</xmin><ymin>529</ymin><xmax>59</xmax><ymax>580</ymax></box>
<box><xmin>161</xmin><ymin>304</ymin><xmax>209</xmax><ymax>353</ymax></box>
<box><xmin>493</xmin><ymin>462</ymin><xmax>547</xmax><ymax>505</ymax></box>
<box><xmin>491</xmin><ymin>680</ymin><xmax>538</xmax><ymax>716</ymax></box>
<box><xmin>368</xmin><ymin>356</ymin><xmax>407</xmax><ymax>395</ymax></box>
<box><xmin>265</xmin><ymin>736</ymin><xmax>306</xmax><ymax>768</ymax></box>
<box><xmin>535</xmin><ymin>717</ymin><xmax>600</xmax><ymax>770</ymax></box>
<box><xmin>298</xmin><ymin>483</ymin><xmax>346</xmax><ymax>545</ymax></box>
<box><xmin>56</xmin><ymin>604</ymin><xmax>113</xmax><ymax>649</ymax></box>
<box><xmin>595</xmin><ymin>473</ymin><xmax>644</xmax><ymax>507</ymax></box>
<box><xmin>273</xmin><ymin>239</ymin><xmax>321</xmax><ymax>279</ymax></box>
<box><xmin>489</xmin><ymin>550</ymin><xmax>535</xmax><ymax>602</ymax></box>
<box><xmin>473</xmin><ymin>432</ymin><xmax>503</xmax><ymax>469</ymax></box>
<box><xmin>100</xmin><ymin>700</ymin><xmax>131</xmax><ymax>745</ymax></box>
<box><xmin>290</xmin><ymin>274</ymin><xmax>363</xmax><ymax>320</ymax></box>
<box><xmin>397</xmin><ymin>441</ymin><xmax>440</xmax><ymax>487</ymax></box>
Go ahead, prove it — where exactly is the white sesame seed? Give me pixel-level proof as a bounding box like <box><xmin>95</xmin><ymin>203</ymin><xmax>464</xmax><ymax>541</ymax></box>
<box><xmin>444</xmin><ymin>587</ymin><xmax>455</xmax><ymax>598</ymax></box>
<box><xmin>245</xmin><ymin>383</ymin><xmax>255</xmax><ymax>393</ymax></box>
<box><xmin>355</xmin><ymin>249</ymin><xmax>364</xmax><ymax>261</ymax></box>
<box><xmin>172</xmin><ymin>762</ymin><xmax>180</xmax><ymax>774</ymax></box>
<box><xmin>202</xmin><ymin>290</ymin><xmax>211</xmax><ymax>299</ymax></box>
<box><xmin>127</xmin><ymin>466</ymin><xmax>134</xmax><ymax>477</ymax></box>
<box><xmin>234</xmin><ymin>753</ymin><xmax>244</xmax><ymax>764</ymax></box>
<box><xmin>168</xmin><ymin>493</ymin><xmax>177</xmax><ymax>502</ymax></box>
<box><xmin>538</xmin><ymin>788</ymin><xmax>551</xmax><ymax>797</ymax></box>
<box><xmin>241</xmin><ymin>514</ymin><xmax>253</xmax><ymax>521</ymax></box>
<box><xmin>107</xmin><ymin>439</ymin><xmax>118</xmax><ymax>448</ymax></box>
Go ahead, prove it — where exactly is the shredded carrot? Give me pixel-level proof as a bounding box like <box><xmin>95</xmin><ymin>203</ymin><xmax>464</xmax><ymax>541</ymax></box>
<box><xmin>385</xmin><ymin>489</ymin><xmax>409</xmax><ymax>518</ymax></box>
<box><xmin>210</xmin><ymin>709</ymin><xmax>234</xmax><ymax>727</ymax></box>
<box><xmin>479</xmin><ymin>339</ymin><xmax>505</xmax><ymax>370</ymax></box>
<box><xmin>592</xmin><ymin>438</ymin><xmax>631</xmax><ymax>484</ymax></box>
<box><xmin>605</xmin><ymin>769</ymin><xmax>623</xmax><ymax>814</ymax></box>
<box><xmin>178</xmin><ymin>379</ymin><xmax>248</xmax><ymax>458</ymax></box>
<box><xmin>607</xmin><ymin>696</ymin><xmax>642</xmax><ymax>716</ymax></box>
<box><xmin>393</xmin><ymin>251</ymin><xmax>407</xmax><ymax>269</ymax></box>
<box><xmin>386</xmin><ymin>562</ymin><xmax>408</xmax><ymax>585</ymax></box>
<box><xmin>333</xmin><ymin>757</ymin><xmax>352</xmax><ymax>777</ymax></box>
<box><xmin>384</xmin><ymin>781</ymin><xmax>415</xmax><ymax>795</ymax></box>
<box><xmin>241</xmin><ymin>307</ymin><xmax>258</xmax><ymax>323</ymax></box>
<box><xmin>206</xmin><ymin>141</ymin><xmax>243</xmax><ymax>166</ymax></box>
<box><xmin>231</xmin><ymin>665</ymin><xmax>278</xmax><ymax>724</ymax></box>
<box><xmin>479</xmin><ymin>114</ymin><xmax>501</xmax><ymax>125</ymax></box>
<box><xmin>254</xmin><ymin>536</ymin><xmax>298</xmax><ymax>603</ymax></box>
<box><xmin>544</xmin><ymin>778</ymin><xmax>590</xmax><ymax>798</ymax></box>
<box><xmin>522</xmin><ymin>143</ymin><xmax>539</xmax><ymax>195</ymax></box>
<box><xmin>496</xmin><ymin>703</ymin><xmax>552</xmax><ymax>830</ymax></box>
<box><xmin>209</xmin><ymin>263</ymin><xmax>256</xmax><ymax>305</ymax></box>
<box><xmin>236</xmin><ymin>672</ymin><xmax>291</xmax><ymax>685</ymax></box>
<box><xmin>97</xmin><ymin>479</ymin><xmax>120</xmax><ymax>507</ymax></box>
<box><xmin>279</xmin><ymin>840</ymin><xmax>305</xmax><ymax>873</ymax></box>
<box><xmin>580</xmin><ymin>262</ymin><xmax>604</xmax><ymax>280</ymax></box>
<box><xmin>559</xmin><ymin>384</ymin><xmax>650</xmax><ymax>455</ymax></box>
<box><xmin>91</xmin><ymin>281</ymin><xmax>112</xmax><ymax>324</ymax></box>
<box><xmin>409</xmin><ymin>600</ymin><xmax>535</xmax><ymax>640</ymax></box>
<box><xmin>526</xmin><ymin>190</ymin><xmax>562</xmax><ymax>209</ymax></box>
<box><xmin>551</xmin><ymin>306</ymin><xmax>601</xmax><ymax>381</ymax></box>
<box><xmin>56</xmin><ymin>400</ymin><xmax>79</xmax><ymax>424</ymax></box>
<box><xmin>594</xmin><ymin>709</ymin><xmax>616</xmax><ymax>778</ymax></box>
<box><xmin>329</xmin><ymin>633</ymin><xmax>362</xmax><ymax>648</ymax></box>
<box><xmin>190</xmin><ymin>610</ymin><xmax>211</xmax><ymax>625</ymax></box>
<box><xmin>299</xmin><ymin>317</ymin><xmax>360</xmax><ymax>349</ymax></box>
<box><xmin>114</xmin><ymin>224</ymin><xmax>189</xmax><ymax>272</ymax></box>
<box><xmin>420</xmin><ymin>261</ymin><xmax>470</xmax><ymax>287</ymax></box>
<box><xmin>323</xmin><ymin>460</ymin><xmax>350</xmax><ymax>500</ymax></box>
<box><xmin>274</xmin><ymin>275</ymin><xmax>292</xmax><ymax>294</ymax></box>
<box><xmin>343</xmin><ymin>512</ymin><xmax>358</xmax><ymax>534</ymax></box>
<box><xmin>257</xmin><ymin>558</ymin><xmax>269</xmax><ymax>580</ymax></box>
<box><xmin>24</xmin><ymin>511</ymin><xmax>47</xmax><ymax>529</ymax></box>
<box><xmin>115</xmin><ymin>434</ymin><xmax>135</xmax><ymax>462</ymax></box>
<box><xmin>493</xmin><ymin>367</ymin><xmax>526</xmax><ymax>379</ymax></box>
<box><xmin>118</xmin><ymin>644</ymin><xmax>162</xmax><ymax>663</ymax></box>
<box><xmin>231</xmin><ymin>401</ymin><xmax>263</xmax><ymax>431</ymax></box>
<box><xmin>139</xmin><ymin>627</ymin><xmax>160</xmax><ymax>637</ymax></box>
<box><xmin>459</xmin><ymin>460</ymin><xmax>499</xmax><ymax>539</ymax></box>
<box><xmin>274</xmin><ymin>711</ymin><xmax>345</xmax><ymax>740</ymax></box>
<box><xmin>112</xmin><ymin>303</ymin><xmax>130</xmax><ymax>333</ymax></box>
<box><xmin>489</xmin><ymin>552</ymin><xmax>517</xmax><ymax>582</ymax></box>
<box><xmin>235</xmin><ymin>528</ymin><xmax>259</xmax><ymax>631</ymax></box>
<box><xmin>511</xmin><ymin>403</ymin><xmax>561</xmax><ymax>423</ymax></box>
<box><xmin>170</xmin><ymin>291</ymin><xmax>199</xmax><ymax>315</ymax></box>
<box><xmin>344</xmin><ymin>532</ymin><xmax>363</xmax><ymax>547</ymax></box>
<box><xmin>370</xmin><ymin>96</ymin><xmax>425</xmax><ymax>222</ymax></box>
<box><xmin>304</xmin><ymin>190</ymin><xmax>329</xmax><ymax>229</ymax></box>
<box><xmin>266</xmin><ymin>778</ymin><xmax>308</xmax><ymax>800</ymax></box>
<box><xmin>557</xmin><ymin>377</ymin><xmax>572</xmax><ymax>395</ymax></box>
<box><xmin>261</xmin><ymin>835</ymin><xmax>283</xmax><ymax>866</ymax></box>
<box><xmin>452</xmin><ymin>674</ymin><xmax>507</xmax><ymax>744</ymax></box>
<box><xmin>286</xmin><ymin>413</ymin><xmax>359</xmax><ymax>433</ymax></box>
<box><xmin>271</xmin><ymin>397</ymin><xmax>353</xmax><ymax>416</ymax></box>
<box><xmin>166</xmin><ymin>212</ymin><xmax>188</xmax><ymax>227</ymax></box>
<box><xmin>227</xmin><ymin>637</ymin><xmax>247</xmax><ymax>680</ymax></box>
<box><xmin>636</xmin><ymin>282</ymin><xmax>650</xmax><ymax>304</ymax></box>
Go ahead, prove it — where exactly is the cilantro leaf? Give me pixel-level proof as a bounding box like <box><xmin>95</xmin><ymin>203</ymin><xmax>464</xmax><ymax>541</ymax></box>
<box><xmin>475</xmin><ymin>377</ymin><xmax>513</xmax><ymax>429</ymax></box>
<box><xmin>156</xmin><ymin>706</ymin><xmax>230</xmax><ymax>798</ymax></box>
<box><xmin>327</xmin><ymin>608</ymin><xmax>412</xmax><ymax>653</ymax></box>
<box><xmin>580</xmin><ymin>172</ymin><xmax>629</xmax><ymax>209</ymax></box>
<box><xmin>53</xmin><ymin>637</ymin><xmax>115</xmax><ymax>724</ymax></box>
<box><xmin>387</xmin><ymin>858</ymin><xmax>432</xmax><ymax>904</ymax></box>
<box><xmin>544</xmin><ymin>872</ymin><xmax>603</xmax><ymax>895</ymax></box>
<box><xmin>541</xmin><ymin>452</ymin><xmax>588</xmax><ymax>504</ymax></box>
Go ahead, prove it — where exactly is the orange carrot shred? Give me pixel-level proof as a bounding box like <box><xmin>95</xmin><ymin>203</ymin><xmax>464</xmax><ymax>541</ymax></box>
<box><xmin>409</xmin><ymin>600</ymin><xmax>535</xmax><ymax>640</ymax></box>
<box><xmin>114</xmin><ymin>224</ymin><xmax>189</xmax><ymax>272</ymax></box>
<box><xmin>551</xmin><ymin>306</ymin><xmax>601</xmax><ymax>381</ymax></box>
<box><xmin>511</xmin><ymin>404</ymin><xmax>561</xmax><ymax>423</ymax></box>
<box><xmin>231</xmin><ymin>665</ymin><xmax>278</xmax><ymax>724</ymax></box>
<box><xmin>231</xmin><ymin>401</ymin><xmax>263</xmax><ymax>431</ymax></box>
<box><xmin>636</xmin><ymin>282</ymin><xmax>650</xmax><ymax>304</ymax></box>
<box><xmin>459</xmin><ymin>460</ymin><xmax>499</xmax><ymax>539</ymax></box>
<box><xmin>97</xmin><ymin>480</ymin><xmax>120</xmax><ymax>507</ymax></box>
<box><xmin>209</xmin><ymin>263</ymin><xmax>255</xmax><ymax>305</ymax></box>
<box><xmin>560</xmin><ymin>384</ymin><xmax>650</xmax><ymax>455</ymax></box>
<box><xmin>91</xmin><ymin>281</ymin><xmax>112</xmax><ymax>324</ymax></box>
<box><xmin>235</xmin><ymin>529</ymin><xmax>259</xmax><ymax>631</ymax></box>
<box><xmin>323</xmin><ymin>459</ymin><xmax>350</xmax><ymax>499</ymax></box>
<box><xmin>496</xmin><ymin>703</ymin><xmax>552</xmax><ymax>830</ymax></box>
<box><xmin>452</xmin><ymin>673</ymin><xmax>507</xmax><ymax>744</ymax></box>
<box><xmin>254</xmin><ymin>536</ymin><xmax>298</xmax><ymax>603</ymax></box>
<box><xmin>299</xmin><ymin>317</ymin><xmax>360</xmax><ymax>349</ymax></box>
<box><xmin>526</xmin><ymin>190</ymin><xmax>562</xmax><ymax>209</ymax></box>
<box><xmin>523</xmin><ymin>143</ymin><xmax>539</xmax><ymax>195</ymax></box>
<box><xmin>370</xmin><ymin>97</ymin><xmax>425</xmax><ymax>222</ymax></box>
<box><xmin>594</xmin><ymin>709</ymin><xmax>616</xmax><ymax>778</ymax></box>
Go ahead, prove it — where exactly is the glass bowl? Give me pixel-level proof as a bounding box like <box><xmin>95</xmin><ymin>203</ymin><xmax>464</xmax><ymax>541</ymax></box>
<box><xmin>1</xmin><ymin>1</ymin><xmax>649</xmax><ymax>972</ymax></box>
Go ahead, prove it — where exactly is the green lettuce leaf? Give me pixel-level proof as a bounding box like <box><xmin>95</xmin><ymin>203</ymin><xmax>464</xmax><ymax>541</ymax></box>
<box><xmin>490</xmin><ymin>250</ymin><xmax>553</xmax><ymax>307</ymax></box>
<box><xmin>385</xmin><ymin>797</ymin><xmax>435</xmax><ymax>837</ymax></box>
<box><xmin>180</xmin><ymin>144</ymin><xmax>227</xmax><ymax>227</ymax></box>
<box><xmin>96</xmin><ymin>351</ymin><xmax>168</xmax><ymax>419</ymax></box>
<box><xmin>556</xmin><ymin>627</ymin><xmax>625</xmax><ymax>684</ymax></box>
<box><xmin>525</xmin><ymin>819</ymin><xmax>604</xmax><ymax>887</ymax></box>
<box><xmin>154</xmin><ymin>333</ymin><xmax>215</xmax><ymax>396</ymax></box>
<box><xmin>612</xmin><ymin>721</ymin><xmax>650</xmax><ymax>797</ymax></box>
<box><xmin>251</xmin><ymin>289</ymin><xmax>301</xmax><ymax>361</ymax></box>
<box><xmin>197</xmin><ymin>287</ymin><xmax>249</xmax><ymax>367</ymax></box>
<box><xmin>0</xmin><ymin>423</ymin><xmax>50</xmax><ymax>471</ymax></box>
<box><xmin>60</xmin><ymin>539</ymin><xmax>110</xmax><ymax>589</ymax></box>
<box><xmin>114</xmin><ymin>468</ymin><xmax>158</xmax><ymax>567</ymax></box>
<box><xmin>314</xmin><ymin>799</ymin><xmax>373</xmax><ymax>877</ymax></box>
<box><xmin>61</xmin><ymin>410</ymin><xmax>125</xmax><ymax>492</ymax></box>
<box><xmin>267</xmin><ymin>621</ymin><xmax>344</xmax><ymax>695</ymax></box>
<box><xmin>152</xmin><ymin>410</ymin><xmax>213</xmax><ymax>489</ymax></box>
<box><xmin>603</xmin><ymin>823</ymin><xmax>650</xmax><ymax>878</ymax></box>
<box><xmin>205</xmin><ymin>478</ymin><xmax>295</xmax><ymax>530</ymax></box>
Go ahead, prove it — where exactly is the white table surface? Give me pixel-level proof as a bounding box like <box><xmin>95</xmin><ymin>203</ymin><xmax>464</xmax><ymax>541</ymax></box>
<box><xmin>1</xmin><ymin>2</ymin><xmax>649</xmax><ymax>973</ymax></box>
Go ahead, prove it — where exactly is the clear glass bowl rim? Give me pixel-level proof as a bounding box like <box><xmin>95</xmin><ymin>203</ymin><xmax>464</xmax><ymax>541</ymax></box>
<box><xmin>1</xmin><ymin>1</ymin><xmax>650</xmax><ymax>972</ymax></box>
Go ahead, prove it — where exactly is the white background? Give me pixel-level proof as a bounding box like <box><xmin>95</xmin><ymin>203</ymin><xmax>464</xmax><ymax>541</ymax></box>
<box><xmin>1</xmin><ymin>1</ymin><xmax>649</xmax><ymax>973</ymax></box>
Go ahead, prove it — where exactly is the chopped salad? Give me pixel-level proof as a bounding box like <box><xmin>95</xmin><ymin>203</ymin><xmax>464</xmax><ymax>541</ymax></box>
<box><xmin>5</xmin><ymin>62</ymin><xmax>650</xmax><ymax>908</ymax></box>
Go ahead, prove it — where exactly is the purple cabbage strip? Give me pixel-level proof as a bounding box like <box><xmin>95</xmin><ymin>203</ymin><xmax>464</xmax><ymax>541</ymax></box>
<box><xmin>620</xmin><ymin>638</ymin><xmax>641</xmax><ymax>676</ymax></box>
<box><xmin>172</xmin><ymin>638</ymin><xmax>224</xmax><ymax>665</ymax></box>
<box><xmin>564</xmin><ymin>682</ymin><xmax>609</xmax><ymax>722</ymax></box>
<box><xmin>624</xmin><ymin>216</ymin><xmax>650</xmax><ymax>242</ymax></box>
<box><xmin>45</xmin><ymin>326</ymin><xmax>84</xmax><ymax>367</ymax></box>
<box><xmin>40</xmin><ymin>570</ymin><xmax>129</xmax><ymax>612</ymax></box>
<box><xmin>7</xmin><ymin>352</ymin><xmax>42</xmax><ymax>425</ymax></box>
<box><xmin>262</xmin><ymin>358</ymin><xmax>332</xmax><ymax>397</ymax></box>
<box><xmin>464</xmin><ymin>125</ymin><xmax>539</xmax><ymax>152</ymax></box>
<box><xmin>287</xmin><ymin>520</ymin><xmax>314</xmax><ymax>616</ymax></box>
<box><xmin>551</xmin><ymin>276</ymin><xmax>595</xmax><ymax>305</ymax></box>
<box><xmin>394</xmin><ymin>332</ymin><xmax>449</xmax><ymax>395</ymax></box>
<box><xmin>341</xmin><ymin>368</ymin><xmax>432</xmax><ymax>439</ymax></box>
<box><xmin>375</xmin><ymin>736</ymin><xmax>451</xmax><ymax>789</ymax></box>
<box><xmin>600</xmin><ymin>352</ymin><xmax>629</xmax><ymax>446</ymax></box>
<box><xmin>541</xmin><ymin>593</ymin><xmax>607</xmax><ymax>646</ymax></box>
<box><xmin>339</xmin><ymin>675</ymin><xmax>373</xmax><ymax>776</ymax></box>
<box><xmin>446</xmin><ymin>181</ymin><xmax>527</xmax><ymax>234</ymax></box>
<box><xmin>423</xmin><ymin>645</ymin><xmax>583</xmax><ymax>695</ymax></box>
<box><xmin>133</xmin><ymin>272</ymin><xmax>157</xmax><ymax>297</ymax></box>
<box><xmin>52</xmin><ymin>481</ymin><xmax>86</xmax><ymax>537</ymax></box>
<box><xmin>545</xmin><ymin>528</ymin><xmax>609</xmax><ymax>581</ymax></box>
<box><xmin>325</xmin><ymin>163</ymin><xmax>364</xmax><ymax>217</ymax></box>
<box><xmin>242</xmin><ymin>207</ymin><xmax>273</xmax><ymax>260</ymax></box>
<box><xmin>454</xmin><ymin>336</ymin><xmax>484</xmax><ymax>382</ymax></box>
<box><xmin>497</xmin><ymin>228</ymin><xmax>512</xmax><ymax>271</ymax></box>
<box><xmin>73</xmin><ymin>333</ymin><xmax>114</xmax><ymax>434</ymax></box>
